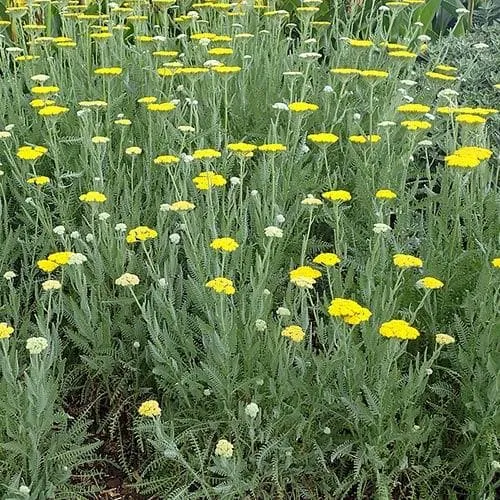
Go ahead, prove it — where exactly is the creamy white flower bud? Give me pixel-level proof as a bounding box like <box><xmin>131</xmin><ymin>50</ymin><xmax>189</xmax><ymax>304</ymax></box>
<box><xmin>245</xmin><ymin>402</ymin><xmax>260</xmax><ymax>419</ymax></box>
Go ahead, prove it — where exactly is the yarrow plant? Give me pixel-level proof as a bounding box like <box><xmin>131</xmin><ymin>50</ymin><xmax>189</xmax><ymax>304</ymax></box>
<box><xmin>0</xmin><ymin>1</ymin><xmax>497</xmax><ymax>498</ymax></box>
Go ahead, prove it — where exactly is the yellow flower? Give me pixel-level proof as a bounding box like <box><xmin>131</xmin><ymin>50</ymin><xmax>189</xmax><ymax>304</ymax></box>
<box><xmin>288</xmin><ymin>101</ymin><xmax>319</xmax><ymax>112</ymax></box>
<box><xmin>94</xmin><ymin>67</ymin><xmax>123</xmax><ymax>76</ymax></box>
<box><xmin>208</xmin><ymin>47</ymin><xmax>233</xmax><ymax>56</ymax></box>
<box><xmin>210</xmin><ymin>237</ymin><xmax>239</xmax><ymax>252</ymax></box>
<box><xmin>435</xmin><ymin>333</ymin><xmax>456</xmax><ymax>345</ymax></box>
<box><xmin>192</xmin><ymin>148</ymin><xmax>222</xmax><ymax>160</ymax></box>
<box><xmin>393</xmin><ymin>254</ymin><xmax>423</xmax><ymax>268</ymax></box>
<box><xmin>425</xmin><ymin>71</ymin><xmax>457</xmax><ymax>81</ymax></box>
<box><xmin>349</xmin><ymin>135</ymin><xmax>381</xmax><ymax>144</ymax></box>
<box><xmin>455</xmin><ymin>114</ymin><xmax>486</xmax><ymax>125</ymax></box>
<box><xmin>79</xmin><ymin>100</ymin><xmax>108</xmax><ymax>108</ymax></box>
<box><xmin>206</xmin><ymin>277</ymin><xmax>236</xmax><ymax>295</ymax></box>
<box><xmin>37</xmin><ymin>259</ymin><xmax>60</xmax><ymax>273</ymax></box>
<box><xmin>0</xmin><ymin>323</ymin><xmax>14</xmax><ymax>339</ymax></box>
<box><xmin>257</xmin><ymin>143</ymin><xmax>287</xmax><ymax>153</ymax></box>
<box><xmin>138</xmin><ymin>400</ymin><xmax>161</xmax><ymax>417</ymax></box>
<box><xmin>359</xmin><ymin>69</ymin><xmax>389</xmax><ymax>79</ymax></box>
<box><xmin>227</xmin><ymin>142</ymin><xmax>257</xmax><ymax>154</ymax></box>
<box><xmin>281</xmin><ymin>325</ymin><xmax>306</xmax><ymax>343</ymax></box>
<box><xmin>27</xmin><ymin>176</ymin><xmax>50</xmax><ymax>186</ymax></box>
<box><xmin>492</xmin><ymin>257</ymin><xmax>500</xmax><ymax>268</ymax></box>
<box><xmin>30</xmin><ymin>99</ymin><xmax>55</xmax><ymax>108</ymax></box>
<box><xmin>330</xmin><ymin>67</ymin><xmax>361</xmax><ymax>76</ymax></box>
<box><xmin>313</xmin><ymin>253</ymin><xmax>341</xmax><ymax>267</ymax></box>
<box><xmin>388</xmin><ymin>50</ymin><xmax>417</xmax><ymax>58</ymax></box>
<box><xmin>307</xmin><ymin>132</ymin><xmax>339</xmax><ymax>144</ymax></box>
<box><xmin>17</xmin><ymin>145</ymin><xmax>48</xmax><ymax>161</ymax></box>
<box><xmin>31</xmin><ymin>85</ymin><xmax>60</xmax><ymax>95</ymax></box>
<box><xmin>379</xmin><ymin>319</ymin><xmax>420</xmax><ymax>340</ymax></box>
<box><xmin>289</xmin><ymin>266</ymin><xmax>322</xmax><ymax>288</ymax></box>
<box><xmin>375</xmin><ymin>189</ymin><xmax>397</xmax><ymax>199</ymax></box>
<box><xmin>416</xmin><ymin>277</ymin><xmax>444</xmax><ymax>289</ymax></box>
<box><xmin>47</xmin><ymin>251</ymin><xmax>75</xmax><ymax>265</ymax></box>
<box><xmin>168</xmin><ymin>201</ymin><xmax>196</xmax><ymax>212</ymax></box>
<box><xmin>347</xmin><ymin>39</ymin><xmax>374</xmax><ymax>48</ymax></box>
<box><xmin>322</xmin><ymin>190</ymin><xmax>352</xmax><ymax>202</ymax></box>
<box><xmin>435</xmin><ymin>64</ymin><xmax>457</xmax><ymax>73</ymax></box>
<box><xmin>126</xmin><ymin>226</ymin><xmax>158</xmax><ymax>243</ymax></box>
<box><xmin>38</xmin><ymin>105</ymin><xmax>69</xmax><ymax>117</ymax></box>
<box><xmin>397</xmin><ymin>103</ymin><xmax>431</xmax><ymax>113</ymax></box>
<box><xmin>327</xmin><ymin>298</ymin><xmax>372</xmax><ymax>325</ymax></box>
<box><xmin>114</xmin><ymin>118</ymin><xmax>132</xmax><ymax>126</ymax></box>
<box><xmin>91</xmin><ymin>136</ymin><xmax>110</xmax><ymax>144</ymax></box>
<box><xmin>400</xmin><ymin>120</ymin><xmax>432</xmax><ymax>131</ymax></box>
<box><xmin>125</xmin><ymin>146</ymin><xmax>142</xmax><ymax>156</ymax></box>
<box><xmin>211</xmin><ymin>66</ymin><xmax>241</xmax><ymax>75</ymax></box>
<box><xmin>445</xmin><ymin>146</ymin><xmax>492</xmax><ymax>169</ymax></box>
<box><xmin>152</xmin><ymin>50</ymin><xmax>179</xmax><ymax>57</ymax></box>
<box><xmin>192</xmin><ymin>171</ymin><xmax>227</xmax><ymax>190</ymax></box>
<box><xmin>153</xmin><ymin>155</ymin><xmax>180</xmax><ymax>165</ymax></box>
<box><xmin>215</xmin><ymin>439</ymin><xmax>234</xmax><ymax>458</ymax></box>
<box><xmin>138</xmin><ymin>96</ymin><xmax>157</xmax><ymax>104</ymax></box>
<box><xmin>147</xmin><ymin>102</ymin><xmax>176</xmax><ymax>112</ymax></box>
<box><xmin>79</xmin><ymin>191</ymin><xmax>107</xmax><ymax>203</ymax></box>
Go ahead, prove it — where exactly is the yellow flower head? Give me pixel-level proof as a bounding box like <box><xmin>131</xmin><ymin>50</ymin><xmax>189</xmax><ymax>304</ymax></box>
<box><xmin>388</xmin><ymin>50</ymin><xmax>417</xmax><ymax>58</ymax></box>
<box><xmin>281</xmin><ymin>325</ymin><xmax>305</xmax><ymax>343</ymax></box>
<box><xmin>30</xmin><ymin>98</ymin><xmax>55</xmax><ymax>108</ymax></box>
<box><xmin>327</xmin><ymin>298</ymin><xmax>372</xmax><ymax>325</ymax></box>
<box><xmin>153</xmin><ymin>155</ymin><xmax>180</xmax><ymax>165</ymax></box>
<box><xmin>322</xmin><ymin>190</ymin><xmax>352</xmax><ymax>202</ymax></box>
<box><xmin>126</xmin><ymin>226</ymin><xmax>158</xmax><ymax>243</ymax></box>
<box><xmin>192</xmin><ymin>148</ymin><xmax>222</xmax><ymax>160</ymax></box>
<box><xmin>289</xmin><ymin>266</ymin><xmax>322</xmax><ymax>288</ymax></box>
<box><xmin>206</xmin><ymin>277</ymin><xmax>236</xmax><ymax>295</ymax></box>
<box><xmin>347</xmin><ymin>39</ymin><xmax>374</xmax><ymax>48</ymax></box>
<box><xmin>0</xmin><ymin>323</ymin><xmax>14</xmax><ymax>340</ymax></box>
<box><xmin>492</xmin><ymin>257</ymin><xmax>500</xmax><ymax>268</ymax></box>
<box><xmin>227</xmin><ymin>142</ymin><xmax>257</xmax><ymax>154</ymax></box>
<box><xmin>288</xmin><ymin>101</ymin><xmax>319</xmax><ymax>112</ymax></box>
<box><xmin>397</xmin><ymin>103</ymin><xmax>431</xmax><ymax>113</ymax></box>
<box><xmin>349</xmin><ymin>135</ymin><xmax>381</xmax><ymax>144</ymax></box>
<box><xmin>192</xmin><ymin>171</ymin><xmax>227</xmax><ymax>190</ymax></box>
<box><xmin>37</xmin><ymin>259</ymin><xmax>60</xmax><ymax>273</ymax></box>
<box><xmin>125</xmin><ymin>146</ymin><xmax>142</xmax><ymax>156</ymax></box>
<box><xmin>94</xmin><ymin>66</ymin><xmax>123</xmax><ymax>76</ymax></box>
<box><xmin>17</xmin><ymin>145</ymin><xmax>48</xmax><ymax>161</ymax></box>
<box><xmin>393</xmin><ymin>254</ymin><xmax>423</xmax><ymax>268</ymax></box>
<box><xmin>257</xmin><ymin>143</ymin><xmax>287</xmax><ymax>153</ymax></box>
<box><xmin>210</xmin><ymin>237</ymin><xmax>239</xmax><ymax>252</ymax></box>
<box><xmin>455</xmin><ymin>114</ymin><xmax>486</xmax><ymax>125</ymax></box>
<box><xmin>168</xmin><ymin>201</ymin><xmax>196</xmax><ymax>212</ymax></box>
<box><xmin>79</xmin><ymin>191</ymin><xmax>107</xmax><ymax>203</ymax></box>
<box><xmin>27</xmin><ymin>175</ymin><xmax>50</xmax><ymax>186</ymax></box>
<box><xmin>47</xmin><ymin>251</ymin><xmax>75</xmax><ymax>265</ymax></box>
<box><xmin>359</xmin><ymin>69</ymin><xmax>389</xmax><ymax>79</ymax></box>
<box><xmin>38</xmin><ymin>105</ymin><xmax>69</xmax><ymax>117</ymax></box>
<box><xmin>211</xmin><ymin>66</ymin><xmax>241</xmax><ymax>75</ymax></box>
<box><xmin>313</xmin><ymin>253</ymin><xmax>341</xmax><ymax>267</ymax></box>
<box><xmin>379</xmin><ymin>319</ymin><xmax>420</xmax><ymax>339</ymax></box>
<box><xmin>147</xmin><ymin>102</ymin><xmax>176</xmax><ymax>112</ymax></box>
<box><xmin>208</xmin><ymin>47</ymin><xmax>233</xmax><ymax>56</ymax></box>
<box><xmin>307</xmin><ymin>132</ymin><xmax>339</xmax><ymax>145</ymax></box>
<box><xmin>138</xmin><ymin>400</ymin><xmax>161</xmax><ymax>417</ymax></box>
<box><xmin>425</xmin><ymin>71</ymin><xmax>457</xmax><ymax>81</ymax></box>
<box><xmin>435</xmin><ymin>333</ymin><xmax>456</xmax><ymax>345</ymax></box>
<box><xmin>375</xmin><ymin>189</ymin><xmax>397</xmax><ymax>199</ymax></box>
<box><xmin>417</xmin><ymin>276</ymin><xmax>444</xmax><ymax>289</ymax></box>
<box><xmin>31</xmin><ymin>85</ymin><xmax>60</xmax><ymax>95</ymax></box>
<box><xmin>401</xmin><ymin>120</ymin><xmax>432</xmax><ymax>131</ymax></box>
